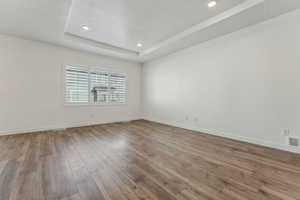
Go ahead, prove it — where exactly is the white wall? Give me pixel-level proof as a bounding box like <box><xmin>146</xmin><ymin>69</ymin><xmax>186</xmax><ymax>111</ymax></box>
<box><xmin>0</xmin><ymin>34</ymin><xmax>142</xmax><ymax>135</ymax></box>
<box><xmin>143</xmin><ymin>9</ymin><xmax>300</xmax><ymax>153</ymax></box>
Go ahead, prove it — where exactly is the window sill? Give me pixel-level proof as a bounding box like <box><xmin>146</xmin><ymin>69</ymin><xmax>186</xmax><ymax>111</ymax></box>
<box><xmin>64</xmin><ymin>102</ymin><xmax>127</xmax><ymax>107</ymax></box>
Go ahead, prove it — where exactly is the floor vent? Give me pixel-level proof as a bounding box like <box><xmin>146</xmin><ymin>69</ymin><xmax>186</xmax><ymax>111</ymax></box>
<box><xmin>288</xmin><ymin>137</ymin><xmax>299</xmax><ymax>147</ymax></box>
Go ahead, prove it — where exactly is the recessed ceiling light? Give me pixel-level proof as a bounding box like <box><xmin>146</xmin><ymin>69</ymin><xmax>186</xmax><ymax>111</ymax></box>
<box><xmin>82</xmin><ymin>25</ymin><xmax>90</xmax><ymax>31</ymax></box>
<box><xmin>208</xmin><ymin>1</ymin><xmax>217</xmax><ymax>8</ymax></box>
<box><xmin>137</xmin><ymin>43</ymin><xmax>143</xmax><ymax>47</ymax></box>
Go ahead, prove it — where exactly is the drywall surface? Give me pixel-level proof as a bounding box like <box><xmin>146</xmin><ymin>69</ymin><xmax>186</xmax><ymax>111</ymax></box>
<box><xmin>0</xmin><ymin>34</ymin><xmax>142</xmax><ymax>135</ymax></box>
<box><xmin>142</xmin><ymin>9</ymin><xmax>300</xmax><ymax>153</ymax></box>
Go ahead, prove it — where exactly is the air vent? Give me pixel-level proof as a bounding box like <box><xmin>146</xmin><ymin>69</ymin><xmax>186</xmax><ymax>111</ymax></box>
<box><xmin>288</xmin><ymin>137</ymin><xmax>299</xmax><ymax>147</ymax></box>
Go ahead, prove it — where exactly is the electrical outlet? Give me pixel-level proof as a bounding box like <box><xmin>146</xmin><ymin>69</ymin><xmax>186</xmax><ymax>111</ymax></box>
<box><xmin>185</xmin><ymin>116</ymin><xmax>189</xmax><ymax>121</ymax></box>
<box><xmin>288</xmin><ymin>137</ymin><xmax>299</xmax><ymax>147</ymax></box>
<box><xmin>283</xmin><ymin>129</ymin><xmax>290</xmax><ymax>136</ymax></box>
<box><xmin>194</xmin><ymin>117</ymin><xmax>199</xmax><ymax>123</ymax></box>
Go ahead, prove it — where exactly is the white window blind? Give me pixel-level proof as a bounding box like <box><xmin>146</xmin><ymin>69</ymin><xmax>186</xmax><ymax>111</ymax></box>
<box><xmin>64</xmin><ymin>66</ymin><xmax>126</xmax><ymax>104</ymax></box>
<box><xmin>90</xmin><ymin>71</ymin><xmax>110</xmax><ymax>103</ymax></box>
<box><xmin>65</xmin><ymin>66</ymin><xmax>89</xmax><ymax>103</ymax></box>
<box><xmin>110</xmin><ymin>73</ymin><xmax>126</xmax><ymax>103</ymax></box>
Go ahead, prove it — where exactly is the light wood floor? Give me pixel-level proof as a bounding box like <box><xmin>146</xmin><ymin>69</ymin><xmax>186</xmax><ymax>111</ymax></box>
<box><xmin>1</xmin><ymin>120</ymin><xmax>300</xmax><ymax>200</ymax></box>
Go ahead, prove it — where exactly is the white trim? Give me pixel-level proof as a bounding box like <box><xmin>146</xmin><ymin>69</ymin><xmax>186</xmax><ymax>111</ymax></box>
<box><xmin>140</xmin><ymin>0</ymin><xmax>265</xmax><ymax>56</ymax></box>
<box><xmin>63</xmin><ymin>102</ymin><xmax>127</xmax><ymax>107</ymax></box>
<box><xmin>0</xmin><ymin>118</ymin><xmax>141</xmax><ymax>136</ymax></box>
<box><xmin>143</xmin><ymin>116</ymin><xmax>300</xmax><ymax>154</ymax></box>
<box><xmin>2</xmin><ymin>117</ymin><xmax>299</xmax><ymax>154</ymax></box>
<box><xmin>64</xmin><ymin>33</ymin><xmax>139</xmax><ymax>56</ymax></box>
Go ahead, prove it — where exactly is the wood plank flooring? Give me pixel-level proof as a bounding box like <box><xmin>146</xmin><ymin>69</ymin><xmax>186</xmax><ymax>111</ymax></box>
<box><xmin>1</xmin><ymin>120</ymin><xmax>300</xmax><ymax>200</ymax></box>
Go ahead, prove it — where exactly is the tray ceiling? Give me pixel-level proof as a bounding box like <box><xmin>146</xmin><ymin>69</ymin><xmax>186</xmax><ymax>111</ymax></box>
<box><xmin>66</xmin><ymin>0</ymin><xmax>246</xmax><ymax>52</ymax></box>
<box><xmin>0</xmin><ymin>0</ymin><xmax>300</xmax><ymax>62</ymax></box>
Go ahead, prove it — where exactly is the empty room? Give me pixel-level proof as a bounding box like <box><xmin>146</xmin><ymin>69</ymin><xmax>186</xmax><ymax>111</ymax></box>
<box><xmin>1</xmin><ymin>0</ymin><xmax>300</xmax><ymax>199</ymax></box>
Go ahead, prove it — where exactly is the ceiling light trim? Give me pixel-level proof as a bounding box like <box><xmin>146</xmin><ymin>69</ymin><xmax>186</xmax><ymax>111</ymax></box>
<box><xmin>82</xmin><ymin>25</ymin><xmax>90</xmax><ymax>31</ymax></box>
<box><xmin>140</xmin><ymin>0</ymin><xmax>265</xmax><ymax>57</ymax></box>
<box><xmin>208</xmin><ymin>1</ymin><xmax>217</xmax><ymax>8</ymax></box>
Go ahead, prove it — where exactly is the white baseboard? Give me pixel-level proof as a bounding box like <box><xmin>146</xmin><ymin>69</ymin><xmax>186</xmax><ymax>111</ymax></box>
<box><xmin>0</xmin><ymin>118</ymin><xmax>141</xmax><ymax>136</ymax></box>
<box><xmin>3</xmin><ymin>116</ymin><xmax>299</xmax><ymax>154</ymax></box>
<box><xmin>143</xmin><ymin>116</ymin><xmax>300</xmax><ymax>154</ymax></box>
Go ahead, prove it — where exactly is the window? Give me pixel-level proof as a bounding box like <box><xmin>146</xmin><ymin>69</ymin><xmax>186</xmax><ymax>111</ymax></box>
<box><xmin>65</xmin><ymin>66</ymin><xmax>89</xmax><ymax>103</ymax></box>
<box><xmin>64</xmin><ymin>66</ymin><xmax>126</xmax><ymax>104</ymax></box>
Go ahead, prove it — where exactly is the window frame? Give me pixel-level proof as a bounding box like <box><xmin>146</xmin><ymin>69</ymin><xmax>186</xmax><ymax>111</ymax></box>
<box><xmin>63</xmin><ymin>65</ymin><xmax>128</xmax><ymax>106</ymax></box>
